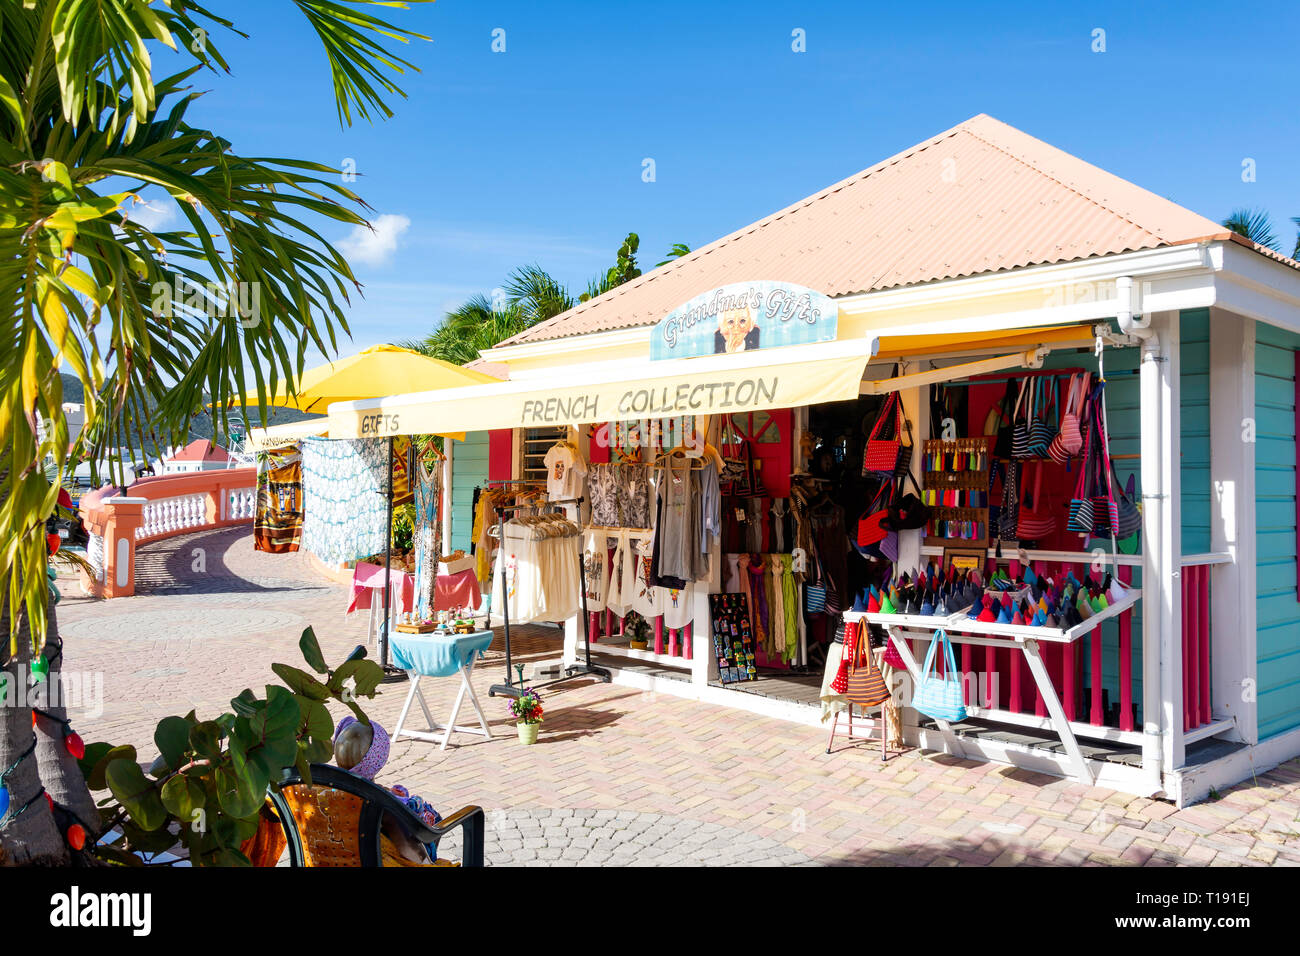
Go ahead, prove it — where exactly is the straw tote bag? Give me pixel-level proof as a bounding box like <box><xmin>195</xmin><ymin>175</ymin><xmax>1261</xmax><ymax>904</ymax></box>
<box><xmin>1016</xmin><ymin>460</ymin><xmax>1057</xmax><ymax>540</ymax></box>
<box><xmin>910</xmin><ymin>630</ymin><xmax>967</xmax><ymax>723</ymax></box>
<box><xmin>844</xmin><ymin>629</ymin><xmax>891</xmax><ymax>708</ymax></box>
<box><xmin>863</xmin><ymin>391</ymin><xmax>905</xmax><ymax>475</ymax></box>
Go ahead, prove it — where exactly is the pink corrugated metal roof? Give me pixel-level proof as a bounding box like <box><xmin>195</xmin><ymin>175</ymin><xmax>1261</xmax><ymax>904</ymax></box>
<box><xmin>499</xmin><ymin>114</ymin><xmax>1251</xmax><ymax>346</ymax></box>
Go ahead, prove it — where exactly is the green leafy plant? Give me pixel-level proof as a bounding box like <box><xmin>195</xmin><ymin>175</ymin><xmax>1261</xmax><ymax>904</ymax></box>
<box><xmin>80</xmin><ymin>627</ymin><xmax>383</xmax><ymax>866</ymax></box>
<box><xmin>391</xmin><ymin>502</ymin><xmax>415</xmax><ymax>553</ymax></box>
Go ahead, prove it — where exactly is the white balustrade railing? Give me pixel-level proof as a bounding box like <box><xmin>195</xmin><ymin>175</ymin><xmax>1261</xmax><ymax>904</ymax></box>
<box><xmin>225</xmin><ymin>485</ymin><xmax>257</xmax><ymax>522</ymax></box>
<box><xmin>137</xmin><ymin>492</ymin><xmax>209</xmax><ymax>540</ymax></box>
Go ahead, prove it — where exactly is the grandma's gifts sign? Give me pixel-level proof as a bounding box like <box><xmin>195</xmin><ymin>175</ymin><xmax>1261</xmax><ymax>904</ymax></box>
<box><xmin>649</xmin><ymin>281</ymin><xmax>839</xmax><ymax>361</ymax></box>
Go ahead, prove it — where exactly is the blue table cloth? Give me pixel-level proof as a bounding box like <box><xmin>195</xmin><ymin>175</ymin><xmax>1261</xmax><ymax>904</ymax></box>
<box><xmin>390</xmin><ymin>629</ymin><xmax>494</xmax><ymax>678</ymax></box>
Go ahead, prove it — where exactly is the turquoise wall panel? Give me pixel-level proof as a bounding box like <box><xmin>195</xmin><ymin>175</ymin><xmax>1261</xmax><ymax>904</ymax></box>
<box><xmin>1180</xmin><ymin>309</ymin><xmax>1212</xmax><ymax>555</ymax></box>
<box><xmin>450</xmin><ymin>431</ymin><xmax>489</xmax><ymax>554</ymax></box>
<box><xmin>1255</xmin><ymin>322</ymin><xmax>1300</xmax><ymax>739</ymax></box>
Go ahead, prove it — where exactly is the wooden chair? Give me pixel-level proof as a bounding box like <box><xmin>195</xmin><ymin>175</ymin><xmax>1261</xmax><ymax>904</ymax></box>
<box><xmin>268</xmin><ymin>764</ymin><xmax>485</xmax><ymax>867</ymax></box>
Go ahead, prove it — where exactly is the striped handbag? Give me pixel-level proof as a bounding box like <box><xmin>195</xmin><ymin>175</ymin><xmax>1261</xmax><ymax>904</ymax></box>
<box><xmin>910</xmin><ymin>630</ymin><xmax>967</xmax><ymax>723</ymax></box>
<box><xmin>844</xmin><ymin>629</ymin><xmax>891</xmax><ymax>707</ymax></box>
<box><xmin>1027</xmin><ymin>377</ymin><xmax>1058</xmax><ymax>458</ymax></box>
<box><xmin>1010</xmin><ymin>378</ymin><xmax>1033</xmax><ymax>459</ymax></box>
<box><xmin>1047</xmin><ymin>372</ymin><xmax>1087</xmax><ymax>463</ymax></box>
<box><xmin>1016</xmin><ymin>460</ymin><xmax>1057</xmax><ymax>540</ymax></box>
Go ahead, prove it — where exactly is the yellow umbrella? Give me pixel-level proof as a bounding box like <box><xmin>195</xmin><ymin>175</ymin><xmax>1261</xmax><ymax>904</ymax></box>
<box><xmin>229</xmin><ymin>344</ymin><xmax>501</xmax><ymax>440</ymax></box>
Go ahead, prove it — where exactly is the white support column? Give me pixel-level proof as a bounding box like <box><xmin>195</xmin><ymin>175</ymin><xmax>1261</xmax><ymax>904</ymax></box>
<box><xmin>441</xmin><ymin>438</ymin><xmax>454</xmax><ymax>553</ymax></box>
<box><xmin>1209</xmin><ymin>310</ymin><xmax>1257</xmax><ymax>744</ymax></box>
<box><xmin>897</xmin><ymin>374</ymin><xmax>926</xmax><ymax>573</ymax></box>
<box><xmin>1140</xmin><ymin>311</ymin><xmax>1184</xmax><ymax>789</ymax></box>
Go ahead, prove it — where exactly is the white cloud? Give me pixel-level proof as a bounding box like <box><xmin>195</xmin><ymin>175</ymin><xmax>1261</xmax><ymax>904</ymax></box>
<box><xmin>337</xmin><ymin>213</ymin><xmax>411</xmax><ymax>267</ymax></box>
<box><xmin>122</xmin><ymin>197</ymin><xmax>178</xmax><ymax>231</ymax></box>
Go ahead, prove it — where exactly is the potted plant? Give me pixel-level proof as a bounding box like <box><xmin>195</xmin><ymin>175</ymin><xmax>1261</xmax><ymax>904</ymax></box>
<box><xmin>625</xmin><ymin>611</ymin><xmax>650</xmax><ymax>650</ymax></box>
<box><xmin>509</xmin><ymin>687</ymin><xmax>544</xmax><ymax>745</ymax></box>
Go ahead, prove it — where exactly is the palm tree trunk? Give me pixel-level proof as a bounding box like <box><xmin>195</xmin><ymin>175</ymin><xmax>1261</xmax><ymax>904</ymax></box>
<box><xmin>33</xmin><ymin>594</ymin><xmax>100</xmax><ymax>844</ymax></box>
<box><xmin>0</xmin><ymin>592</ymin><xmax>69</xmax><ymax>865</ymax></box>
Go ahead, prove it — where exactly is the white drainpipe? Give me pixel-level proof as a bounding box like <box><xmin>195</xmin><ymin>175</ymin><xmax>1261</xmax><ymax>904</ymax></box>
<box><xmin>1139</xmin><ymin>327</ymin><xmax>1165</xmax><ymax>793</ymax></box>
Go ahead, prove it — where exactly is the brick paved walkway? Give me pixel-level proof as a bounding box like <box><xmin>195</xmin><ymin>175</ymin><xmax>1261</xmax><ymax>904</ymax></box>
<box><xmin>55</xmin><ymin>527</ymin><xmax>1300</xmax><ymax>866</ymax></box>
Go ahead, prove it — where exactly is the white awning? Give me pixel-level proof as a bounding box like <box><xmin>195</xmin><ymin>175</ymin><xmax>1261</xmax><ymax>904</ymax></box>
<box><xmin>326</xmin><ymin>337</ymin><xmax>880</xmax><ymax>438</ymax></box>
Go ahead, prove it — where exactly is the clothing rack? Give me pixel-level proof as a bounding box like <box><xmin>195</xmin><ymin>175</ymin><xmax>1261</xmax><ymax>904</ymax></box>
<box><xmin>485</xmin><ymin>490</ymin><xmax>611</xmax><ymax>699</ymax></box>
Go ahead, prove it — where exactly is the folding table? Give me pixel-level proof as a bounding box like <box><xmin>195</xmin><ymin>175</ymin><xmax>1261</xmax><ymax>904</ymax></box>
<box><xmin>389</xmin><ymin>629</ymin><xmax>495</xmax><ymax>750</ymax></box>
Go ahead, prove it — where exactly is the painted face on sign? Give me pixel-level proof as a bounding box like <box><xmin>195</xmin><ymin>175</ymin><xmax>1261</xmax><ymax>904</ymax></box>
<box><xmin>717</xmin><ymin>306</ymin><xmax>757</xmax><ymax>353</ymax></box>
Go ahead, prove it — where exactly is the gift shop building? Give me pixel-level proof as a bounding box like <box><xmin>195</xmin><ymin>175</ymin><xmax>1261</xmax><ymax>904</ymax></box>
<box><xmin>329</xmin><ymin>114</ymin><xmax>1300</xmax><ymax>806</ymax></box>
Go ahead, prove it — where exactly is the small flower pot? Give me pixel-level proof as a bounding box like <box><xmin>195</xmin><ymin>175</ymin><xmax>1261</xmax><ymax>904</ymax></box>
<box><xmin>517</xmin><ymin>721</ymin><xmax>540</xmax><ymax>745</ymax></box>
<box><xmin>628</xmin><ymin>639</ymin><xmax>648</xmax><ymax>650</ymax></box>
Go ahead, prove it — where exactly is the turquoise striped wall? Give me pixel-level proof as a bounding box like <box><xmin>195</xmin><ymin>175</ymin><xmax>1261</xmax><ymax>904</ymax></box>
<box><xmin>1180</xmin><ymin>310</ymin><xmax>1212</xmax><ymax>555</ymax></box>
<box><xmin>449</xmin><ymin>431</ymin><xmax>490</xmax><ymax>554</ymax></box>
<box><xmin>1255</xmin><ymin>322</ymin><xmax>1300</xmax><ymax>739</ymax></box>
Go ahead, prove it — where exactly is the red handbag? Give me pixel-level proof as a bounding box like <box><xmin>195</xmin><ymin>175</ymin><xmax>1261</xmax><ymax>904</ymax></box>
<box><xmin>862</xmin><ymin>392</ymin><xmax>904</xmax><ymax>474</ymax></box>
<box><xmin>883</xmin><ymin>633</ymin><xmax>907</xmax><ymax>670</ymax></box>
<box><xmin>829</xmin><ymin>622</ymin><xmax>857</xmax><ymax>693</ymax></box>
<box><xmin>856</xmin><ymin>481</ymin><xmax>894</xmax><ymax>547</ymax></box>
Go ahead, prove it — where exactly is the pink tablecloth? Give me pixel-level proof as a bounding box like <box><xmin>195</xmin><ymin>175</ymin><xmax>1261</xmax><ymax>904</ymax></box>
<box><xmin>346</xmin><ymin>562</ymin><xmax>415</xmax><ymax>616</ymax></box>
<box><xmin>434</xmin><ymin>568</ymin><xmax>482</xmax><ymax>613</ymax></box>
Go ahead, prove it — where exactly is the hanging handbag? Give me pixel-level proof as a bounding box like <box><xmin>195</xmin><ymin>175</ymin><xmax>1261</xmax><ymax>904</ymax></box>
<box><xmin>856</xmin><ymin>479</ymin><xmax>895</xmax><ymax>547</ymax></box>
<box><xmin>910</xmin><ymin>630</ymin><xmax>968</xmax><ymax>722</ymax></box>
<box><xmin>1047</xmin><ymin>372</ymin><xmax>1087</xmax><ymax>463</ymax></box>
<box><xmin>1027</xmin><ymin>376</ymin><xmax>1058</xmax><ymax>458</ymax></box>
<box><xmin>883</xmin><ymin>633</ymin><xmax>907</xmax><ymax>670</ymax></box>
<box><xmin>826</xmin><ymin>621</ymin><xmax>857</xmax><ymax>697</ymax></box>
<box><xmin>1087</xmin><ymin>394</ymin><xmax>1117</xmax><ymax>536</ymax></box>
<box><xmin>988</xmin><ymin>377</ymin><xmax>1018</xmax><ymax>459</ymax></box>
<box><xmin>1016</xmin><ymin>460</ymin><xmax>1058</xmax><ymax>540</ymax></box>
<box><xmin>718</xmin><ymin>414</ymin><xmax>763</xmax><ymax>497</ymax></box>
<box><xmin>805</xmin><ymin>583</ymin><xmax>827</xmax><ymax>614</ymax></box>
<box><xmin>844</xmin><ymin>629</ymin><xmax>891</xmax><ymax>708</ymax></box>
<box><xmin>1067</xmin><ymin>414</ymin><xmax>1097</xmax><ymax>534</ymax></box>
<box><xmin>883</xmin><ymin>469</ymin><xmax>931</xmax><ymax>532</ymax></box>
<box><xmin>1112</xmin><ymin>468</ymin><xmax>1142</xmax><ymax>539</ymax></box>
<box><xmin>998</xmin><ymin>459</ymin><xmax>1021</xmax><ymax>541</ymax></box>
<box><xmin>862</xmin><ymin>391</ymin><xmax>904</xmax><ymax>475</ymax></box>
<box><xmin>1010</xmin><ymin>378</ymin><xmax>1033</xmax><ymax>459</ymax></box>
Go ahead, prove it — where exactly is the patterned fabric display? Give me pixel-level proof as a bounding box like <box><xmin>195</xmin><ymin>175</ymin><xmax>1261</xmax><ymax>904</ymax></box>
<box><xmin>254</xmin><ymin>444</ymin><xmax>303</xmax><ymax>553</ymax></box>
<box><xmin>412</xmin><ymin>457</ymin><xmax>442</xmax><ymax>621</ymax></box>
<box><xmin>301</xmin><ymin>437</ymin><xmax>390</xmax><ymax>566</ymax></box>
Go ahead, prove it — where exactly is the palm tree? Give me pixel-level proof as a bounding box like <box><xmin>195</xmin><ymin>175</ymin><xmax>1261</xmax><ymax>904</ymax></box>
<box><xmin>0</xmin><ymin>0</ymin><xmax>429</xmax><ymax>865</ymax></box>
<box><xmin>400</xmin><ymin>294</ymin><xmax>532</xmax><ymax>366</ymax></box>
<box><xmin>656</xmin><ymin>242</ymin><xmax>692</xmax><ymax>267</ymax></box>
<box><xmin>1292</xmin><ymin>218</ymin><xmax>1300</xmax><ymax>260</ymax></box>
<box><xmin>1223</xmin><ymin>208</ymin><xmax>1280</xmax><ymax>251</ymax></box>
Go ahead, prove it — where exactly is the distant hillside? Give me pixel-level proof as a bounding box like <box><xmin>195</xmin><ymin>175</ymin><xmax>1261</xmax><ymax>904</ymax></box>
<box><xmin>59</xmin><ymin>373</ymin><xmax>319</xmax><ymax>447</ymax></box>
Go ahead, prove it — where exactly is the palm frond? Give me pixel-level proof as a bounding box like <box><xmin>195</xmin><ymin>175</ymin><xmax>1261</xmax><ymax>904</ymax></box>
<box><xmin>1222</xmin><ymin>208</ymin><xmax>1279</xmax><ymax>252</ymax></box>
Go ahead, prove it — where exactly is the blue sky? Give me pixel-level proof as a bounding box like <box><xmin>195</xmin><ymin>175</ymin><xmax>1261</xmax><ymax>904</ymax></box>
<box><xmin>162</xmin><ymin>0</ymin><xmax>1298</xmax><ymax>365</ymax></box>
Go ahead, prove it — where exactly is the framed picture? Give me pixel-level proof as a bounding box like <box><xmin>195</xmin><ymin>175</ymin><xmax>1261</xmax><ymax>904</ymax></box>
<box><xmin>943</xmin><ymin>546</ymin><xmax>986</xmax><ymax>576</ymax></box>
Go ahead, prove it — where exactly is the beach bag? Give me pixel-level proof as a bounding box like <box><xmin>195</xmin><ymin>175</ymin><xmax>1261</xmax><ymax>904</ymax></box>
<box><xmin>910</xmin><ymin>630</ymin><xmax>967</xmax><ymax>723</ymax></box>
<box><xmin>998</xmin><ymin>460</ymin><xmax>1021</xmax><ymax>540</ymax></box>
<box><xmin>1016</xmin><ymin>460</ymin><xmax>1057</xmax><ymax>540</ymax></box>
<box><xmin>844</xmin><ymin>630</ymin><xmax>891</xmax><ymax>708</ymax></box>
<box><xmin>883</xmin><ymin>470</ymin><xmax>931</xmax><ymax>532</ymax></box>
<box><xmin>1027</xmin><ymin>377</ymin><xmax>1058</xmax><ymax>457</ymax></box>
<box><xmin>856</xmin><ymin>480</ymin><xmax>895</xmax><ymax>547</ymax></box>
<box><xmin>988</xmin><ymin>378</ymin><xmax>1019</xmax><ymax>460</ymax></box>
<box><xmin>829</xmin><ymin>622</ymin><xmax>856</xmax><ymax>693</ymax></box>
<box><xmin>805</xmin><ymin>583</ymin><xmax>827</xmax><ymax>614</ymax></box>
<box><xmin>1113</xmin><ymin>469</ymin><xmax>1142</xmax><ymax>539</ymax></box>
<box><xmin>1047</xmin><ymin>372</ymin><xmax>1087</xmax><ymax>463</ymax></box>
<box><xmin>863</xmin><ymin>391</ymin><xmax>904</xmax><ymax>475</ymax></box>
<box><xmin>883</xmin><ymin>633</ymin><xmax>907</xmax><ymax>670</ymax></box>
<box><xmin>717</xmin><ymin>415</ymin><xmax>761</xmax><ymax>497</ymax></box>
<box><xmin>1067</xmin><ymin>403</ymin><xmax>1099</xmax><ymax>534</ymax></box>
<box><xmin>1010</xmin><ymin>378</ymin><xmax>1033</xmax><ymax>459</ymax></box>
